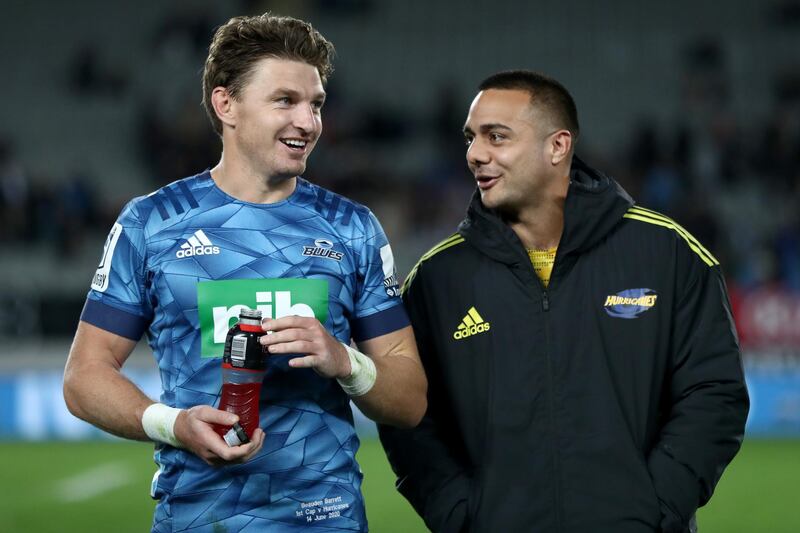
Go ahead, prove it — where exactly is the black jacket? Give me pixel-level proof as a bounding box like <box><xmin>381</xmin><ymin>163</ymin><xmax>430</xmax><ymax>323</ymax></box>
<box><xmin>379</xmin><ymin>158</ymin><xmax>748</xmax><ymax>533</ymax></box>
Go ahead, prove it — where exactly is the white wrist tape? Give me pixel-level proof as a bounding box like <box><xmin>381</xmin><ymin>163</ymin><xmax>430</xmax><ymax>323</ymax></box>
<box><xmin>336</xmin><ymin>343</ymin><xmax>377</xmax><ymax>397</ymax></box>
<box><xmin>142</xmin><ymin>403</ymin><xmax>183</xmax><ymax>448</ymax></box>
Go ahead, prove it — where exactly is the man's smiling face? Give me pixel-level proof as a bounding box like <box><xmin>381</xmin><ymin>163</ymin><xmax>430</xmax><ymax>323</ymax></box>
<box><xmin>230</xmin><ymin>57</ymin><xmax>326</xmax><ymax>182</ymax></box>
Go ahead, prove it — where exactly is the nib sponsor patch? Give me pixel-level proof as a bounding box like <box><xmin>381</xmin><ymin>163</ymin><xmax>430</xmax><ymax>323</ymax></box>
<box><xmin>197</xmin><ymin>278</ymin><xmax>329</xmax><ymax>358</ymax></box>
<box><xmin>603</xmin><ymin>288</ymin><xmax>658</xmax><ymax>319</ymax></box>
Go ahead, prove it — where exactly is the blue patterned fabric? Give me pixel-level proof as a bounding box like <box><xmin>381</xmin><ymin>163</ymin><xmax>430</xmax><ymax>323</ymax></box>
<box><xmin>81</xmin><ymin>170</ymin><xmax>407</xmax><ymax>532</ymax></box>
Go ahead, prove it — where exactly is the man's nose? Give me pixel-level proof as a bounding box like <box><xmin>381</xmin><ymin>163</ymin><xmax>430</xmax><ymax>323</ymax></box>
<box><xmin>293</xmin><ymin>103</ymin><xmax>319</xmax><ymax>132</ymax></box>
<box><xmin>467</xmin><ymin>139</ymin><xmax>490</xmax><ymax>167</ymax></box>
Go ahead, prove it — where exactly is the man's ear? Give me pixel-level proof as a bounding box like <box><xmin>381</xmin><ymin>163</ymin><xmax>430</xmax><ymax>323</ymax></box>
<box><xmin>550</xmin><ymin>130</ymin><xmax>573</xmax><ymax>166</ymax></box>
<box><xmin>211</xmin><ymin>86</ymin><xmax>236</xmax><ymax>130</ymax></box>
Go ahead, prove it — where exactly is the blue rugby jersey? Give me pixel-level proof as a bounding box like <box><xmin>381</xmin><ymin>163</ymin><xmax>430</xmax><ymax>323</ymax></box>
<box><xmin>81</xmin><ymin>170</ymin><xmax>407</xmax><ymax>532</ymax></box>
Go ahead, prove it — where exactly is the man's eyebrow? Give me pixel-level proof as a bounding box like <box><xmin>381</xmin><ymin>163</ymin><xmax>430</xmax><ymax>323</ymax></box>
<box><xmin>269</xmin><ymin>88</ymin><xmax>327</xmax><ymax>101</ymax></box>
<box><xmin>463</xmin><ymin>123</ymin><xmax>513</xmax><ymax>135</ymax></box>
<box><xmin>270</xmin><ymin>87</ymin><xmax>299</xmax><ymax>97</ymax></box>
<box><xmin>479</xmin><ymin>123</ymin><xmax>512</xmax><ymax>133</ymax></box>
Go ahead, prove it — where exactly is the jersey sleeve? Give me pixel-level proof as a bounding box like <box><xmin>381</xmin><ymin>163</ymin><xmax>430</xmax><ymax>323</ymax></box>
<box><xmin>349</xmin><ymin>209</ymin><xmax>409</xmax><ymax>342</ymax></box>
<box><xmin>80</xmin><ymin>200</ymin><xmax>152</xmax><ymax>340</ymax></box>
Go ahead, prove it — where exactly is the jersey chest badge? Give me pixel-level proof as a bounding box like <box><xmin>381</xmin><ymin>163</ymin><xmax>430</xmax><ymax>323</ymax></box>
<box><xmin>302</xmin><ymin>239</ymin><xmax>344</xmax><ymax>261</ymax></box>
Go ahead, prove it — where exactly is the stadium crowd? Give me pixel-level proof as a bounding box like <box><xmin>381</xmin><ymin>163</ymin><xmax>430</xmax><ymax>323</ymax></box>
<box><xmin>1</xmin><ymin>2</ymin><xmax>798</xmax><ymax>318</ymax></box>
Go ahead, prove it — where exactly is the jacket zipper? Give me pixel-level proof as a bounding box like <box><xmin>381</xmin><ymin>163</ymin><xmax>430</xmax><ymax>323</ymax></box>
<box><xmin>520</xmin><ymin>250</ymin><xmax>562</xmax><ymax>530</ymax></box>
<box><xmin>541</xmin><ymin>289</ymin><xmax>562</xmax><ymax>531</ymax></box>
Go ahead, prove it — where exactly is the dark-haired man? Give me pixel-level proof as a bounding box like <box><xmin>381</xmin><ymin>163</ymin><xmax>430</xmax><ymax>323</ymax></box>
<box><xmin>64</xmin><ymin>13</ymin><xmax>426</xmax><ymax>532</ymax></box>
<box><xmin>379</xmin><ymin>70</ymin><xmax>748</xmax><ymax>533</ymax></box>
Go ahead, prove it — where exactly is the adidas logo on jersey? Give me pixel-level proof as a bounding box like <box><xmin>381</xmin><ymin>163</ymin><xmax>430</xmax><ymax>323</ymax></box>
<box><xmin>453</xmin><ymin>306</ymin><xmax>491</xmax><ymax>340</ymax></box>
<box><xmin>176</xmin><ymin>230</ymin><xmax>220</xmax><ymax>258</ymax></box>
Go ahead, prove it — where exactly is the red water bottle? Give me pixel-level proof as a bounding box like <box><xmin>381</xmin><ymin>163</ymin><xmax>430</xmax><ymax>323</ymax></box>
<box><xmin>215</xmin><ymin>308</ymin><xmax>268</xmax><ymax>446</ymax></box>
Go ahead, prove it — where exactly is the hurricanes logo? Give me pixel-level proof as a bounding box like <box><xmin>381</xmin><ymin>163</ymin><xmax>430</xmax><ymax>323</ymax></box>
<box><xmin>453</xmin><ymin>306</ymin><xmax>491</xmax><ymax>340</ymax></box>
<box><xmin>604</xmin><ymin>288</ymin><xmax>658</xmax><ymax>319</ymax></box>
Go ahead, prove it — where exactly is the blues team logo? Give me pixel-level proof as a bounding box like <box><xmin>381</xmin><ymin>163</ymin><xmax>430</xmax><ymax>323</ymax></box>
<box><xmin>303</xmin><ymin>239</ymin><xmax>344</xmax><ymax>261</ymax></box>
<box><xmin>604</xmin><ymin>288</ymin><xmax>658</xmax><ymax>319</ymax></box>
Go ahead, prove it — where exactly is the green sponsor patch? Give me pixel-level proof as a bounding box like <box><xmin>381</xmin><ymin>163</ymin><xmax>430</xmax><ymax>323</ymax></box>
<box><xmin>197</xmin><ymin>278</ymin><xmax>329</xmax><ymax>358</ymax></box>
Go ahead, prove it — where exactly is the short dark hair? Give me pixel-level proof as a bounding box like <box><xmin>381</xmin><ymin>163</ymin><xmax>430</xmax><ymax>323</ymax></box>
<box><xmin>479</xmin><ymin>70</ymin><xmax>579</xmax><ymax>141</ymax></box>
<box><xmin>202</xmin><ymin>13</ymin><xmax>335</xmax><ymax>135</ymax></box>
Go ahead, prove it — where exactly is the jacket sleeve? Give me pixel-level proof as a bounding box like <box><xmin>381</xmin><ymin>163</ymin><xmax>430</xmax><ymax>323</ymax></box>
<box><xmin>647</xmin><ymin>253</ymin><xmax>749</xmax><ymax>533</ymax></box>
<box><xmin>377</xmin><ymin>265</ymin><xmax>472</xmax><ymax>533</ymax></box>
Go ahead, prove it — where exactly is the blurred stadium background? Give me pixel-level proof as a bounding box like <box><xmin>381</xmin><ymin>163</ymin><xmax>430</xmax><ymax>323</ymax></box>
<box><xmin>1</xmin><ymin>0</ymin><xmax>798</xmax><ymax>531</ymax></box>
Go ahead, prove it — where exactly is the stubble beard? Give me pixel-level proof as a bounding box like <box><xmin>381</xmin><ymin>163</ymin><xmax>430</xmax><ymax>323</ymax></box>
<box><xmin>263</xmin><ymin>146</ymin><xmax>310</xmax><ymax>182</ymax></box>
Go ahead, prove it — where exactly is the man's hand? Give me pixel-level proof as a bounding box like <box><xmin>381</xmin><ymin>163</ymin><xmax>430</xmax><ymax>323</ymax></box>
<box><xmin>259</xmin><ymin>318</ymin><xmax>426</xmax><ymax>428</ymax></box>
<box><xmin>173</xmin><ymin>405</ymin><xmax>265</xmax><ymax>466</ymax></box>
<box><xmin>259</xmin><ymin>316</ymin><xmax>352</xmax><ymax>379</ymax></box>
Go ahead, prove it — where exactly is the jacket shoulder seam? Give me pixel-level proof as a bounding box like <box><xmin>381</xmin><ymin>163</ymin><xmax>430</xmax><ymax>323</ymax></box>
<box><xmin>401</xmin><ymin>233</ymin><xmax>466</xmax><ymax>294</ymax></box>
<box><xmin>623</xmin><ymin>206</ymin><xmax>718</xmax><ymax>267</ymax></box>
